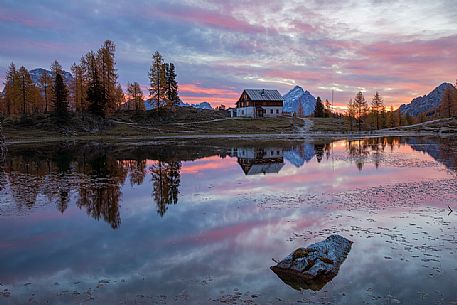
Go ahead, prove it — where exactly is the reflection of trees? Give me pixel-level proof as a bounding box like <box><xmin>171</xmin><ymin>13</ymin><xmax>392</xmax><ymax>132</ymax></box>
<box><xmin>150</xmin><ymin>161</ymin><xmax>182</xmax><ymax>217</ymax></box>
<box><xmin>124</xmin><ymin>159</ymin><xmax>147</xmax><ymax>186</ymax></box>
<box><xmin>314</xmin><ymin>143</ymin><xmax>331</xmax><ymax>163</ymax></box>
<box><xmin>76</xmin><ymin>154</ymin><xmax>127</xmax><ymax>229</ymax></box>
<box><xmin>347</xmin><ymin>140</ymin><xmax>370</xmax><ymax>171</ymax></box>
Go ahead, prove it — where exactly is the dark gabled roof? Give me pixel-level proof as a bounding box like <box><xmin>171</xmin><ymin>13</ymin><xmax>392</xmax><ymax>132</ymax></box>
<box><xmin>244</xmin><ymin>89</ymin><xmax>283</xmax><ymax>101</ymax></box>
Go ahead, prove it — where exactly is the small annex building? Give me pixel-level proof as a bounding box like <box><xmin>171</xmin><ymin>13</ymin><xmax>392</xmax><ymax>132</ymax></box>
<box><xmin>235</xmin><ymin>89</ymin><xmax>283</xmax><ymax>118</ymax></box>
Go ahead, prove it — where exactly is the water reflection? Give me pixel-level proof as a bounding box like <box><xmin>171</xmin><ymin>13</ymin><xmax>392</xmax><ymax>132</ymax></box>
<box><xmin>1</xmin><ymin>137</ymin><xmax>457</xmax><ymax>228</ymax></box>
<box><xmin>232</xmin><ymin>147</ymin><xmax>284</xmax><ymax>175</ymax></box>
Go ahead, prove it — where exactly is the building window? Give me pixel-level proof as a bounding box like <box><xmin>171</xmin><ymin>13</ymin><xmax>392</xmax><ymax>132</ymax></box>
<box><xmin>276</xmin><ymin>109</ymin><xmax>279</xmax><ymax>114</ymax></box>
<box><xmin>270</xmin><ymin>109</ymin><xmax>273</xmax><ymax>114</ymax></box>
<box><xmin>241</xmin><ymin>110</ymin><xmax>244</xmax><ymax>115</ymax></box>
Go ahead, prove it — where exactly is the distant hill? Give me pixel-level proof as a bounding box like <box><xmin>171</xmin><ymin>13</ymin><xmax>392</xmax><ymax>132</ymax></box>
<box><xmin>283</xmin><ymin>86</ymin><xmax>316</xmax><ymax>116</ymax></box>
<box><xmin>399</xmin><ymin>83</ymin><xmax>456</xmax><ymax>116</ymax></box>
<box><xmin>2</xmin><ymin>68</ymin><xmax>73</xmax><ymax>94</ymax></box>
<box><xmin>29</xmin><ymin>68</ymin><xmax>73</xmax><ymax>86</ymax></box>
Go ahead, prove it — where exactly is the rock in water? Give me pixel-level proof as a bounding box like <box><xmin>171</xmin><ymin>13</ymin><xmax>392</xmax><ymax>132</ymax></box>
<box><xmin>271</xmin><ymin>235</ymin><xmax>352</xmax><ymax>291</ymax></box>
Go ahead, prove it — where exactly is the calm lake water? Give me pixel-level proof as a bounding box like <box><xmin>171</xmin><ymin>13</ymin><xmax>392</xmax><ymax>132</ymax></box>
<box><xmin>1</xmin><ymin>137</ymin><xmax>457</xmax><ymax>304</ymax></box>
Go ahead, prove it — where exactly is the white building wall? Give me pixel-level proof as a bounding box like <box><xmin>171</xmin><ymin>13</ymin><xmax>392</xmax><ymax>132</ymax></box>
<box><xmin>236</xmin><ymin>106</ymin><xmax>255</xmax><ymax>117</ymax></box>
<box><xmin>236</xmin><ymin>106</ymin><xmax>282</xmax><ymax>117</ymax></box>
<box><xmin>262</xmin><ymin>106</ymin><xmax>283</xmax><ymax>117</ymax></box>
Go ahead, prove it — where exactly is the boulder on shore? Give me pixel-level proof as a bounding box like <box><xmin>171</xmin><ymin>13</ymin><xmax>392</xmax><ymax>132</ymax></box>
<box><xmin>271</xmin><ymin>235</ymin><xmax>352</xmax><ymax>291</ymax></box>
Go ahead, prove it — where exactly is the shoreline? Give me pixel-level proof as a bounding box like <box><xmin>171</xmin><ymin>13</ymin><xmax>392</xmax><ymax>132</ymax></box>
<box><xmin>3</xmin><ymin>130</ymin><xmax>452</xmax><ymax>146</ymax></box>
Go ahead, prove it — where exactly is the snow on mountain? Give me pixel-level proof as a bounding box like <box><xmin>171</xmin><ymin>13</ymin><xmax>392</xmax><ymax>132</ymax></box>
<box><xmin>29</xmin><ymin>68</ymin><xmax>73</xmax><ymax>86</ymax></box>
<box><xmin>283</xmin><ymin>86</ymin><xmax>316</xmax><ymax>116</ymax></box>
<box><xmin>283</xmin><ymin>143</ymin><xmax>316</xmax><ymax>167</ymax></box>
<box><xmin>399</xmin><ymin>83</ymin><xmax>456</xmax><ymax>116</ymax></box>
<box><xmin>144</xmin><ymin>99</ymin><xmax>213</xmax><ymax>110</ymax></box>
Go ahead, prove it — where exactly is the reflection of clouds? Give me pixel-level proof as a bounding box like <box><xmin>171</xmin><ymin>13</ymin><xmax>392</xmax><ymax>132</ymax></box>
<box><xmin>3</xmin><ymin>138</ymin><xmax>457</xmax><ymax>303</ymax></box>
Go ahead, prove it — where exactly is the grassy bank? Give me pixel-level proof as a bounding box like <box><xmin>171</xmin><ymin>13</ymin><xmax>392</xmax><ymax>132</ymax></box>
<box><xmin>2</xmin><ymin>109</ymin><xmax>306</xmax><ymax>143</ymax></box>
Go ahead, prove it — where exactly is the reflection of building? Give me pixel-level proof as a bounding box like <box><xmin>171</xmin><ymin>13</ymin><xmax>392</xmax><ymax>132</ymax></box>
<box><xmin>232</xmin><ymin>147</ymin><xmax>284</xmax><ymax>175</ymax></box>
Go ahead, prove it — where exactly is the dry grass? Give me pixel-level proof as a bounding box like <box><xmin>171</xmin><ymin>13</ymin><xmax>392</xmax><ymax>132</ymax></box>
<box><xmin>309</xmin><ymin>117</ymin><xmax>347</xmax><ymax>132</ymax></box>
<box><xmin>3</xmin><ymin>113</ymin><xmax>305</xmax><ymax>143</ymax></box>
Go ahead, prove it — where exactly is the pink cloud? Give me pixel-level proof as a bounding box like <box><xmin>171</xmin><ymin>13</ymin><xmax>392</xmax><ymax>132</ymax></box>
<box><xmin>148</xmin><ymin>5</ymin><xmax>265</xmax><ymax>34</ymax></box>
<box><xmin>0</xmin><ymin>8</ymin><xmax>56</xmax><ymax>28</ymax></box>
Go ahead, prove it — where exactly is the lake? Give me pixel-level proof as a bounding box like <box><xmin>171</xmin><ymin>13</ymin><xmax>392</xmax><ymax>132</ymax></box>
<box><xmin>1</xmin><ymin>137</ymin><xmax>457</xmax><ymax>304</ymax></box>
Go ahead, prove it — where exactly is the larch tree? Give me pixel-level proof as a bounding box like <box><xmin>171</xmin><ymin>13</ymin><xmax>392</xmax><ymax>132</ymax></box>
<box><xmin>70</xmin><ymin>62</ymin><xmax>87</xmax><ymax>113</ymax></box>
<box><xmin>388</xmin><ymin>106</ymin><xmax>395</xmax><ymax>127</ymax></box>
<box><xmin>149</xmin><ymin>51</ymin><xmax>167</xmax><ymax>111</ymax></box>
<box><xmin>371</xmin><ymin>92</ymin><xmax>384</xmax><ymax>130</ymax></box>
<box><xmin>314</xmin><ymin>97</ymin><xmax>325</xmax><ymax>117</ymax></box>
<box><xmin>127</xmin><ymin>82</ymin><xmax>144</xmax><ymax>111</ymax></box>
<box><xmin>3</xmin><ymin>62</ymin><xmax>20</xmax><ymax>116</ymax></box>
<box><xmin>353</xmin><ymin>91</ymin><xmax>368</xmax><ymax>132</ymax></box>
<box><xmin>114</xmin><ymin>84</ymin><xmax>124</xmax><ymax>111</ymax></box>
<box><xmin>440</xmin><ymin>86</ymin><xmax>456</xmax><ymax>118</ymax></box>
<box><xmin>17</xmin><ymin>66</ymin><xmax>38</xmax><ymax>116</ymax></box>
<box><xmin>97</xmin><ymin>40</ymin><xmax>118</xmax><ymax>114</ymax></box>
<box><xmin>38</xmin><ymin>71</ymin><xmax>53</xmax><ymax>113</ymax></box>
<box><xmin>347</xmin><ymin>99</ymin><xmax>355</xmax><ymax>132</ymax></box>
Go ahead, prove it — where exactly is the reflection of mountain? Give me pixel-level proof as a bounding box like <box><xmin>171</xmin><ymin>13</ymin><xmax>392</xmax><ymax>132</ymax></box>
<box><xmin>234</xmin><ymin>147</ymin><xmax>284</xmax><ymax>175</ymax></box>
<box><xmin>283</xmin><ymin>143</ymin><xmax>315</xmax><ymax>167</ymax></box>
<box><xmin>407</xmin><ymin>137</ymin><xmax>457</xmax><ymax>170</ymax></box>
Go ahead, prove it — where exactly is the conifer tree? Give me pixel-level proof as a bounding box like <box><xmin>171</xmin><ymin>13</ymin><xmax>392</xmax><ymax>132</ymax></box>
<box><xmin>314</xmin><ymin>97</ymin><xmax>325</xmax><ymax>117</ymax></box>
<box><xmin>324</xmin><ymin>99</ymin><xmax>331</xmax><ymax>117</ymax></box>
<box><xmin>165</xmin><ymin>63</ymin><xmax>179</xmax><ymax>109</ymax></box>
<box><xmin>149</xmin><ymin>51</ymin><xmax>167</xmax><ymax>110</ymax></box>
<box><xmin>50</xmin><ymin>60</ymin><xmax>63</xmax><ymax>76</ymax></box>
<box><xmin>85</xmin><ymin>51</ymin><xmax>106</xmax><ymax>117</ymax></box>
<box><xmin>53</xmin><ymin>72</ymin><xmax>69</xmax><ymax>120</ymax></box>
<box><xmin>353</xmin><ymin>91</ymin><xmax>368</xmax><ymax>132</ymax></box>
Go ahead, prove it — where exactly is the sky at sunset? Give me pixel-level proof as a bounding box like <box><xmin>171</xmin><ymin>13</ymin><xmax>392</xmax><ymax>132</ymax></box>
<box><xmin>0</xmin><ymin>0</ymin><xmax>456</xmax><ymax>108</ymax></box>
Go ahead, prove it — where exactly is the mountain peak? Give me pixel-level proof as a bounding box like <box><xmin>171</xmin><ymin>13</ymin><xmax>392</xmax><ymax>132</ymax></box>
<box><xmin>400</xmin><ymin>82</ymin><xmax>456</xmax><ymax>116</ymax></box>
<box><xmin>283</xmin><ymin>85</ymin><xmax>316</xmax><ymax>115</ymax></box>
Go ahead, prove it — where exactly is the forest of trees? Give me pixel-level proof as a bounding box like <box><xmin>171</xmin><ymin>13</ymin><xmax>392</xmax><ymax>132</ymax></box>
<box><xmin>0</xmin><ymin>41</ymin><xmax>179</xmax><ymax>120</ymax></box>
<box><xmin>343</xmin><ymin>83</ymin><xmax>457</xmax><ymax>132</ymax></box>
<box><xmin>345</xmin><ymin>91</ymin><xmax>415</xmax><ymax>131</ymax></box>
<box><xmin>0</xmin><ymin>145</ymin><xmax>184</xmax><ymax>227</ymax></box>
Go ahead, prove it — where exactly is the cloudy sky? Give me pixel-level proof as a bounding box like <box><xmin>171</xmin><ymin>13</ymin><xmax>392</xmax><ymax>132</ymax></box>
<box><xmin>0</xmin><ymin>0</ymin><xmax>456</xmax><ymax>108</ymax></box>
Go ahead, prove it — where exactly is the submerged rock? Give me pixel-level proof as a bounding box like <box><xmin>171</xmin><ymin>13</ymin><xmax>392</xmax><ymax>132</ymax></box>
<box><xmin>271</xmin><ymin>235</ymin><xmax>352</xmax><ymax>291</ymax></box>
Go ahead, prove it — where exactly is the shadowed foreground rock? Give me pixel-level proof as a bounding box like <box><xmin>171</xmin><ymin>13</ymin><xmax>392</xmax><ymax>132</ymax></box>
<box><xmin>271</xmin><ymin>235</ymin><xmax>352</xmax><ymax>291</ymax></box>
